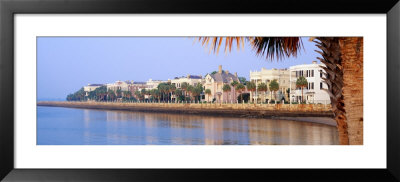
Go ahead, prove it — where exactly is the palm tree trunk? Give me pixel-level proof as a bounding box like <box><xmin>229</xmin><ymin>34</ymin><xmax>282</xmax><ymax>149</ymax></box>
<box><xmin>270</xmin><ymin>91</ymin><xmax>272</xmax><ymax>103</ymax></box>
<box><xmin>315</xmin><ymin>37</ymin><xmax>349</xmax><ymax>145</ymax></box>
<box><xmin>339</xmin><ymin>37</ymin><xmax>363</xmax><ymax>145</ymax></box>
<box><xmin>182</xmin><ymin>90</ymin><xmax>185</xmax><ymax>102</ymax></box>
<box><xmin>301</xmin><ymin>87</ymin><xmax>303</xmax><ymax>103</ymax></box>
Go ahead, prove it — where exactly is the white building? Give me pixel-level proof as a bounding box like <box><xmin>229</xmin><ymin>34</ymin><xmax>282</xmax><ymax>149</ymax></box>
<box><xmin>171</xmin><ymin>74</ymin><xmax>203</xmax><ymax>88</ymax></box>
<box><xmin>83</xmin><ymin>84</ymin><xmax>104</xmax><ymax>96</ymax></box>
<box><xmin>106</xmin><ymin>80</ymin><xmax>132</xmax><ymax>92</ymax></box>
<box><xmin>249</xmin><ymin>68</ymin><xmax>290</xmax><ymax>103</ymax></box>
<box><xmin>146</xmin><ymin>79</ymin><xmax>167</xmax><ymax>90</ymax></box>
<box><xmin>128</xmin><ymin>81</ymin><xmax>148</xmax><ymax>92</ymax></box>
<box><xmin>289</xmin><ymin>61</ymin><xmax>331</xmax><ymax>104</ymax></box>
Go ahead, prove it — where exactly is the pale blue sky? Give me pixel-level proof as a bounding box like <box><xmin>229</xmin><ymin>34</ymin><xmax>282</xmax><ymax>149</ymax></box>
<box><xmin>37</xmin><ymin>37</ymin><xmax>320</xmax><ymax>100</ymax></box>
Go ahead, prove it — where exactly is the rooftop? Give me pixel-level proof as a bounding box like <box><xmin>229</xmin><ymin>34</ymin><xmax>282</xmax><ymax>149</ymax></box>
<box><xmin>174</xmin><ymin>75</ymin><xmax>202</xmax><ymax>79</ymax></box>
<box><xmin>209</xmin><ymin>72</ymin><xmax>239</xmax><ymax>83</ymax></box>
<box><xmin>87</xmin><ymin>84</ymin><xmax>104</xmax><ymax>86</ymax></box>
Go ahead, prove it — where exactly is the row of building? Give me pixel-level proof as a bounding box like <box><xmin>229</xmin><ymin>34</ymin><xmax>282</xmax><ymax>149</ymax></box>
<box><xmin>249</xmin><ymin>61</ymin><xmax>330</xmax><ymax>104</ymax></box>
<box><xmin>83</xmin><ymin>61</ymin><xmax>331</xmax><ymax>104</ymax></box>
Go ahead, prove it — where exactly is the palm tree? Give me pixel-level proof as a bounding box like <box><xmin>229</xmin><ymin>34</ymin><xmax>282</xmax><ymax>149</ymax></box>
<box><xmin>246</xmin><ymin>81</ymin><xmax>256</xmax><ymax>103</ymax></box>
<box><xmin>205</xmin><ymin>89</ymin><xmax>211</xmax><ymax>103</ymax></box>
<box><xmin>222</xmin><ymin>84</ymin><xmax>231</xmax><ymax>103</ymax></box>
<box><xmin>115</xmin><ymin>89</ymin><xmax>122</xmax><ymax>101</ymax></box>
<box><xmin>94</xmin><ymin>86</ymin><xmax>107</xmax><ymax>101</ymax></box>
<box><xmin>134</xmin><ymin>90</ymin><xmax>141</xmax><ymax>102</ymax></box>
<box><xmin>123</xmin><ymin>91</ymin><xmax>132</xmax><ymax>101</ymax></box>
<box><xmin>197</xmin><ymin>36</ymin><xmax>363</xmax><ymax>145</ymax></box>
<box><xmin>107</xmin><ymin>90</ymin><xmax>116</xmax><ymax>101</ymax></box>
<box><xmin>152</xmin><ymin>89</ymin><xmax>160</xmax><ymax>103</ymax></box>
<box><xmin>157</xmin><ymin>83</ymin><xmax>169</xmax><ymax>102</ymax></box>
<box><xmin>230</xmin><ymin>80</ymin><xmax>239</xmax><ymax>102</ymax></box>
<box><xmin>187</xmin><ymin>85</ymin><xmax>194</xmax><ymax>102</ymax></box>
<box><xmin>169</xmin><ymin>84</ymin><xmax>176</xmax><ymax>102</ymax></box>
<box><xmin>258</xmin><ymin>82</ymin><xmax>268</xmax><ymax>103</ymax></box>
<box><xmin>197</xmin><ymin>37</ymin><xmax>302</xmax><ymax>60</ymax></box>
<box><xmin>269</xmin><ymin>80</ymin><xmax>279</xmax><ymax>103</ymax></box>
<box><xmin>286</xmin><ymin>88</ymin><xmax>290</xmax><ymax>102</ymax></box>
<box><xmin>191</xmin><ymin>84</ymin><xmax>203</xmax><ymax>102</ymax></box>
<box><xmin>149</xmin><ymin>89</ymin><xmax>155</xmax><ymax>102</ymax></box>
<box><xmin>312</xmin><ymin>37</ymin><xmax>364</xmax><ymax>144</ymax></box>
<box><xmin>235</xmin><ymin>83</ymin><xmax>245</xmax><ymax>103</ymax></box>
<box><xmin>181</xmin><ymin>82</ymin><xmax>189</xmax><ymax>102</ymax></box>
<box><xmin>140</xmin><ymin>88</ymin><xmax>148</xmax><ymax>102</ymax></box>
<box><xmin>174</xmin><ymin>88</ymin><xmax>183</xmax><ymax>102</ymax></box>
<box><xmin>296</xmin><ymin>76</ymin><xmax>308</xmax><ymax>103</ymax></box>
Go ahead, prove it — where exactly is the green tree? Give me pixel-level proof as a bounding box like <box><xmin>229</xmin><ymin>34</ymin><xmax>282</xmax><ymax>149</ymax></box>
<box><xmin>246</xmin><ymin>81</ymin><xmax>256</xmax><ymax>103</ymax></box>
<box><xmin>149</xmin><ymin>89</ymin><xmax>159</xmax><ymax>102</ymax></box>
<box><xmin>191</xmin><ymin>84</ymin><xmax>203</xmax><ymax>102</ymax></box>
<box><xmin>169</xmin><ymin>84</ymin><xmax>176</xmax><ymax>102</ymax></box>
<box><xmin>123</xmin><ymin>91</ymin><xmax>132</xmax><ymax>101</ymax></box>
<box><xmin>157</xmin><ymin>83</ymin><xmax>170</xmax><ymax>102</ymax></box>
<box><xmin>174</xmin><ymin>88</ymin><xmax>184</xmax><ymax>102</ymax></box>
<box><xmin>296</xmin><ymin>76</ymin><xmax>308</xmax><ymax>103</ymax></box>
<box><xmin>93</xmin><ymin>86</ymin><xmax>107</xmax><ymax>101</ymax></box>
<box><xmin>235</xmin><ymin>83</ymin><xmax>245</xmax><ymax>103</ymax></box>
<box><xmin>205</xmin><ymin>89</ymin><xmax>211</xmax><ymax>103</ymax></box>
<box><xmin>187</xmin><ymin>85</ymin><xmax>194</xmax><ymax>102</ymax></box>
<box><xmin>180</xmin><ymin>82</ymin><xmax>189</xmax><ymax>102</ymax></box>
<box><xmin>134</xmin><ymin>90</ymin><xmax>141</xmax><ymax>102</ymax></box>
<box><xmin>238</xmin><ymin>77</ymin><xmax>247</xmax><ymax>84</ymax></box>
<box><xmin>258</xmin><ymin>82</ymin><xmax>268</xmax><ymax>103</ymax></box>
<box><xmin>230</xmin><ymin>81</ymin><xmax>239</xmax><ymax>102</ymax></box>
<box><xmin>222</xmin><ymin>84</ymin><xmax>231</xmax><ymax>103</ymax></box>
<box><xmin>286</xmin><ymin>88</ymin><xmax>290</xmax><ymax>103</ymax></box>
<box><xmin>116</xmin><ymin>89</ymin><xmax>122</xmax><ymax>99</ymax></box>
<box><xmin>269</xmin><ymin>80</ymin><xmax>279</xmax><ymax>103</ymax></box>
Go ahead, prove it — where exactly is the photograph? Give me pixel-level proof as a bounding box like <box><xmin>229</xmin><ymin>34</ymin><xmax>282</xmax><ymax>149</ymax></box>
<box><xmin>37</xmin><ymin>36</ymin><xmax>363</xmax><ymax>145</ymax></box>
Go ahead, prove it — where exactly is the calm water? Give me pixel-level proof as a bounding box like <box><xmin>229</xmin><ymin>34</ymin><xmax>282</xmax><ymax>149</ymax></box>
<box><xmin>37</xmin><ymin>106</ymin><xmax>339</xmax><ymax>145</ymax></box>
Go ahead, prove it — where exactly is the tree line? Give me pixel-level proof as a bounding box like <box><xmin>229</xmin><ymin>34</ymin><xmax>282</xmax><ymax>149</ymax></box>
<box><xmin>66</xmin><ymin>86</ymin><xmax>134</xmax><ymax>102</ymax></box>
<box><xmin>67</xmin><ymin>76</ymin><xmax>308</xmax><ymax>104</ymax></box>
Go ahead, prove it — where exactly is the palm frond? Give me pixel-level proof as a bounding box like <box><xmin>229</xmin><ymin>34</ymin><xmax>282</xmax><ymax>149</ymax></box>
<box><xmin>249</xmin><ymin>37</ymin><xmax>303</xmax><ymax>61</ymax></box>
<box><xmin>197</xmin><ymin>37</ymin><xmax>302</xmax><ymax>60</ymax></box>
<box><xmin>197</xmin><ymin>37</ymin><xmax>248</xmax><ymax>55</ymax></box>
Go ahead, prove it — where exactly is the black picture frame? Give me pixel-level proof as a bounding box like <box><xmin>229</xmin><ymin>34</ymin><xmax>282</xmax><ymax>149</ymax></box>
<box><xmin>1</xmin><ymin>0</ymin><xmax>399</xmax><ymax>181</ymax></box>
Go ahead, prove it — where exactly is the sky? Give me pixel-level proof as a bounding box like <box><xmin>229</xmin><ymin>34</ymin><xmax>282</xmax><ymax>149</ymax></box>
<box><xmin>37</xmin><ymin>37</ymin><xmax>320</xmax><ymax>100</ymax></box>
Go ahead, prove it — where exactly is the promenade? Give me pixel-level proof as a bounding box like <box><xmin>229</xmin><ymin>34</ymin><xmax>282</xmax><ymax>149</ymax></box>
<box><xmin>38</xmin><ymin>101</ymin><xmax>334</xmax><ymax>125</ymax></box>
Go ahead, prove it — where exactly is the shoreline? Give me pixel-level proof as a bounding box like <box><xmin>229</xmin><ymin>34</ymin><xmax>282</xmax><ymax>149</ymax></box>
<box><xmin>37</xmin><ymin>101</ymin><xmax>336</xmax><ymax>126</ymax></box>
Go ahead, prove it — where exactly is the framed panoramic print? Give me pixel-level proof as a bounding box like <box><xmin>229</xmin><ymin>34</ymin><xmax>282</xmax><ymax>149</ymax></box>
<box><xmin>1</xmin><ymin>0</ymin><xmax>400</xmax><ymax>181</ymax></box>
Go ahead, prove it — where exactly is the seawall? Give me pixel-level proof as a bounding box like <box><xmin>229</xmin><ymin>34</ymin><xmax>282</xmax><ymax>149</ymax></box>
<box><xmin>37</xmin><ymin>101</ymin><xmax>334</xmax><ymax>119</ymax></box>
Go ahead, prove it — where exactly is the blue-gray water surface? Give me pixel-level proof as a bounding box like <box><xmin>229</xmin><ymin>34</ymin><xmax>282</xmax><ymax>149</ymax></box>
<box><xmin>37</xmin><ymin>106</ymin><xmax>339</xmax><ymax>145</ymax></box>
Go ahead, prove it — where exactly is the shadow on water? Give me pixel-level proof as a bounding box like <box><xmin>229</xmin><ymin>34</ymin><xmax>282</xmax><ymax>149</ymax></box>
<box><xmin>37</xmin><ymin>106</ymin><xmax>339</xmax><ymax>145</ymax></box>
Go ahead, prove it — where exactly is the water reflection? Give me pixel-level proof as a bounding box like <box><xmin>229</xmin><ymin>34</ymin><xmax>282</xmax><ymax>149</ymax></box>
<box><xmin>37</xmin><ymin>106</ymin><xmax>339</xmax><ymax>145</ymax></box>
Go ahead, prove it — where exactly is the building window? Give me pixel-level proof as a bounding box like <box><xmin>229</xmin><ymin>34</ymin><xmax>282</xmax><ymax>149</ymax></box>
<box><xmin>320</xmin><ymin>71</ymin><xmax>322</xmax><ymax>78</ymax></box>
<box><xmin>320</xmin><ymin>82</ymin><xmax>323</xmax><ymax>89</ymax></box>
<box><xmin>312</xmin><ymin>70</ymin><xmax>314</xmax><ymax>77</ymax></box>
<box><xmin>307</xmin><ymin>82</ymin><xmax>314</xmax><ymax>90</ymax></box>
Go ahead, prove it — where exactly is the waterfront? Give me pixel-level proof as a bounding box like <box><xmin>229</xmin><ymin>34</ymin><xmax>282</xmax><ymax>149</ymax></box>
<box><xmin>37</xmin><ymin>106</ymin><xmax>339</xmax><ymax>145</ymax></box>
